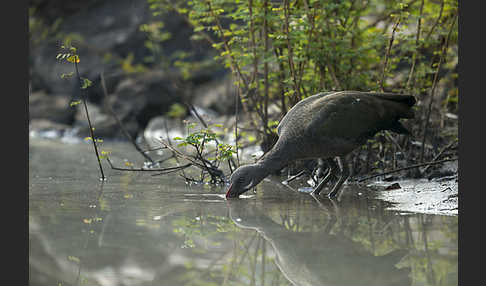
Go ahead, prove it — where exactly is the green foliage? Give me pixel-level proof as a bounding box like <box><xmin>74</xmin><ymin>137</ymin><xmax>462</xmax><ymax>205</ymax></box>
<box><xmin>120</xmin><ymin>52</ymin><xmax>148</xmax><ymax>74</ymax></box>
<box><xmin>171</xmin><ymin>122</ymin><xmax>236</xmax><ymax>183</ymax></box>
<box><xmin>174</xmin><ymin>123</ymin><xmax>236</xmax><ymax>163</ymax></box>
<box><xmin>167</xmin><ymin>103</ymin><xmax>187</xmax><ymax>118</ymax></box>
<box><xmin>147</xmin><ymin>0</ymin><xmax>458</xmax><ymax>150</ymax></box>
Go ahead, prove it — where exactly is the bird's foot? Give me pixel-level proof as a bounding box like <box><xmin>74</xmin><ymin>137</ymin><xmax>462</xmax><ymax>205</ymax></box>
<box><xmin>326</xmin><ymin>191</ymin><xmax>337</xmax><ymax>199</ymax></box>
<box><xmin>310</xmin><ymin>189</ymin><xmax>321</xmax><ymax>197</ymax></box>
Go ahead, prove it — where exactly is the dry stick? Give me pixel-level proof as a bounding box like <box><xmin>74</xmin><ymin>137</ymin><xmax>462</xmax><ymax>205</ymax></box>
<box><xmin>322</xmin><ymin>13</ymin><xmax>342</xmax><ymax>91</ymax></box>
<box><xmin>299</xmin><ymin>0</ymin><xmax>318</xmax><ymax>96</ymax></box>
<box><xmin>424</xmin><ymin>0</ymin><xmax>445</xmax><ymax>43</ymax></box>
<box><xmin>327</xmin><ymin>62</ymin><xmax>342</xmax><ymax>90</ymax></box>
<box><xmin>105</xmin><ymin>157</ymin><xmax>191</xmax><ymax>174</ymax></box>
<box><xmin>248</xmin><ymin>0</ymin><xmax>258</xmax><ymax>85</ymax></box>
<box><xmin>73</xmin><ymin>59</ymin><xmax>105</xmax><ymax>180</ymax></box>
<box><xmin>158</xmin><ymin>139</ymin><xmax>223</xmax><ymax>180</ymax></box>
<box><xmin>185</xmin><ymin>99</ymin><xmax>235</xmax><ymax>173</ymax></box>
<box><xmin>274</xmin><ymin>47</ymin><xmax>289</xmax><ymax>115</ymax></box>
<box><xmin>420</xmin><ymin>13</ymin><xmax>457</xmax><ymax>162</ymax></box>
<box><xmin>99</xmin><ymin>72</ymin><xmax>154</xmax><ymax>163</ymax></box>
<box><xmin>207</xmin><ymin>2</ymin><xmax>249</xmax><ymax>91</ymax></box>
<box><xmin>362</xmin><ymin>0</ymin><xmax>418</xmax><ymax>31</ymax></box>
<box><xmin>263</xmin><ymin>0</ymin><xmax>270</xmax><ymax>135</ymax></box>
<box><xmin>422</xmin><ymin>138</ymin><xmax>458</xmax><ymax>173</ymax></box>
<box><xmin>358</xmin><ymin>157</ymin><xmax>457</xmax><ymax>182</ymax></box>
<box><xmin>234</xmin><ymin>75</ymin><xmax>241</xmax><ymax>168</ymax></box>
<box><xmin>379</xmin><ymin>16</ymin><xmax>401</xmax><ymax>92</ymax></box>
<box><xmin>284</xmin><ymin>0</ymin><xmax>301</xmax><ymax>102</ymax></box>
<box><xmin>205</xmin><ymin>1</ymin><xmax>261</xmax><ymax>135</ymax></box>
<box><xmin>162</xmin><ymin>119</ymin><xmax>189</xmax><ymax>178</ymax></box>
<box><xmin>405</xmin><ymin>0</ymin><xmax>425</xmax><ymax>90</ymax></box>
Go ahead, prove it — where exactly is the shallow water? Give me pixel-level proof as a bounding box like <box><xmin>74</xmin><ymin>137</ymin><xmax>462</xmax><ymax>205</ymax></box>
<box><xmin>29</xmin><ymin>138</ymin><xmax>457</xmax><ymax>286</ymax></box>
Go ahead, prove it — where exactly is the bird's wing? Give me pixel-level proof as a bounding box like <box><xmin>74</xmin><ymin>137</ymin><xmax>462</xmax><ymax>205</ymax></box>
<box><xmin>277</xmin><ymin>92</ymin><xmax>334</xmax><ymax>136</ymax></box>
<box><xmin>306</xmin><ymin>92</ymin><xmax>413</xmax><ymax>142</ymax></box>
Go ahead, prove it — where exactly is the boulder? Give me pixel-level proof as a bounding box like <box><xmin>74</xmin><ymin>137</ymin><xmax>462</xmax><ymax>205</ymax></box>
<box><xmin>106</xmin><ymin>70</ymin><xmax>183</xmax><ymax>128</ymax></box>
<box><xmin>73</xmin><ymin>101</ymin><xmax>139</xmax><ymax>139</ymax></box>
<box><xmin>192</xmin><ymin>76</ymin><xmax>239</xmax><ymax>115</ymax></box>
<box><xmin>29</xmin><ymin>119</ymin><xmax>71</xmax><ymax>139</ymax></box>
<box><xmin>29</xmin><ymin>91</ymin><xmax>75</xmax><ymax>124</ymax></box>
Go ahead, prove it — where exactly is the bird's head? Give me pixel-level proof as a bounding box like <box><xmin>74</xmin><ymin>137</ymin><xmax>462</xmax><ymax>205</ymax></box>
<box><xmin>225</xmin><ymin>164</ymin><xmax>264</xmax><ymax>199</ymax></box>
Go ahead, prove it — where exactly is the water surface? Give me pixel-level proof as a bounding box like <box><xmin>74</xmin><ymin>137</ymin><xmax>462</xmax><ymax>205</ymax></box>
<box><xmin>29</xmin><ymin>138</ymin><xmax>457</xmax><ymax>286</ymax></box>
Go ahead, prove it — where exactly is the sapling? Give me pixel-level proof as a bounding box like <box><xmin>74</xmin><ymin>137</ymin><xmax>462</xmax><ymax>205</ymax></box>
<box><xmin>57</xmin><ymin>43</ymin><xmax>106</xmax><ymax>180</ymax></box>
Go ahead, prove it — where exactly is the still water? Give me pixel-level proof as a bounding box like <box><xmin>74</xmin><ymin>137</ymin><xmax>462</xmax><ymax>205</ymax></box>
<box><xmin>29</xmin><ymin>138</ymin><xmax>457</xmax><ymax>286</ymax></box>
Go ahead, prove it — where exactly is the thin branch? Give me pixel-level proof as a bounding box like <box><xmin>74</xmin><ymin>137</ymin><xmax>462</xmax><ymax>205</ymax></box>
<box><xmin>263</xmin><ymin>0</ymin><xmax>270</xmax><ymax>134</ymax></box>
<box><xmin>74</xmin><ymin>60</ymin><xmax>105</xmax><ymax>180</ymax></box>
<box><xmin>424</xmin><ymin>0</ymin><xmax>445</xmax><ymax>43</ymax></box>
<box><xmin>106</xmin><ymin>157</ymin><xmax>191</xmax><ymax>174</ymax></box>
<box><xmin>379</xmin><ymin>16</ymin><xmax>401</xmax><ymax>92</ymax></box>
<box><xmin>405</xmin><ymin>0</ymin><xmax>425</xmax><ymax>90</ymax></box>
<box><xmin>422</xmin><ymin>138</ymin><xmax>458</xmax><ymax>173</ymax></box>
<box><xmin>420</xmin><ymin>13</ymin><xmax>457</xmax><ymax>161</ymax></box>
<box><xmin>100</xmin><ymin>72</ymin><xmax>154</xmax><ymax>163</ymax></box>
<box><xmin>283</xmin><ymin>0</ymin><xmax>301</xmax><ymax>101</ymax></box>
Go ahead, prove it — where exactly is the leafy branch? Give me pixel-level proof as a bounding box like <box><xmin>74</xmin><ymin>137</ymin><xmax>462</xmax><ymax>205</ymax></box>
<box><xmin>57</xmin><ymin>43</ymin><xmax>106</xmax><ymax>181</ymax></box>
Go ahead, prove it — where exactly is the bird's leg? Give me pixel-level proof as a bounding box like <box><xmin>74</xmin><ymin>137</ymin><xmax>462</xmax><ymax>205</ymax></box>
<box><xmin>327</xmin><ymin>156</ymin><xmax>350</xmax><ymax>199</ymax></box>
<box><xmin>312</xmin><ymin>158</ymin><xmax>327</xmax><ymax>181</ymax></box>
<box><xmin>311</xmin><ymin>158</ymin><xmax>338</xmax><ymax>196</ymax></box>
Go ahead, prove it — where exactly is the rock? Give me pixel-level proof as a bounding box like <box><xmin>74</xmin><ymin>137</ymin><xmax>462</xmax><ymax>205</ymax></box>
<box><xmin>385</xmin><ymin>183</ymin><xmax>401</xmax><ymax>190</ymax></box>
<box><xmin>106</xmin><ymin>70</ymin><xmax>182</xmax><ymax>128</ymax></box>
<box><xmin>143</xmin><ymin>116</ymin><xmax>185</xmax><ymax>149</ymax></box>
<box><xmin>192</xmin><ymin>76</ymin><xmax>239</xmax><ymax>115</ymax></box>
<box><xmin>30</xmin><ymin>0</ymin><xmax>151</xmax><ymax>95</ymax></box>
<box><xmin>29</xmin><ymin>91</ymin><xmax>76</xmax><ymax>125</ymax></box>
<box><xmin>73</xmin><ymin>101</ymin><xmax>139</xmax><ymax>139</ymax></box>
<box><xmin>29</xmin><ymin>119</ymin><xmax>71</xmax><ymax>139</ymax></box>
<box><xmin>74</xmin><ymin>101</ymin><xmax>109</xmax><ymax>126</ymax></box>
<box><xmin>427</xmin><ymin>160</ymin><xmax>458</xmax><ymax>181</ymax></box>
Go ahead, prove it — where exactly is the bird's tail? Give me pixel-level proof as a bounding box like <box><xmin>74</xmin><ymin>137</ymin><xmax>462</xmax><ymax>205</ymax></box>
<box><xmin>372</xmin><ymin>93</ymin><xmax>417</xmax><ymax>107</ymax></box>
<box><xmin>389</xmin><ymin>120</ymin><xmax>411</xmax><ymax>135</ymax></box>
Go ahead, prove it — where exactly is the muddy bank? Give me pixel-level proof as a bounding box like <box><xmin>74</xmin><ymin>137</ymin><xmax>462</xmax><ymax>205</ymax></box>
<box><xmin>367</xmin><ymin>178</ymin><xmax>458</xmax><ymax>216</ymax></box>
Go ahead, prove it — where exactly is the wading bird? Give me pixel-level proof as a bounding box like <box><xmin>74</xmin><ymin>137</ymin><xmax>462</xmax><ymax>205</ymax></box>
<box><xmin>226</xmin><ymin>91</ymin><xmax>416</xmax><ymax>199</ymax></box>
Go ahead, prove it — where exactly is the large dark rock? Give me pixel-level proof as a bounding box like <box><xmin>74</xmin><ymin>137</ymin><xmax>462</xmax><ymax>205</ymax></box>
<box><xmin>192</xmin><ymin>76</ymin><xmax>239</xmax><ymax>115</ymax></box>
<box><xmin>29</xmin><ymin>91</ymin><xmax>76</xmax><ymax>124</ymax></box>
<box><xmin>105</xmin><ymin>70</ymin><xmax>183</xmax><ymax>128</ymax></box>
<box><xmin>72</xmin><ymin>101</ymin><xmax>139</xmax><ymax>140</ymax></box>
<box><xmin>30</xmin><ymin>0</ymin><xmax>150</xmax><ymax>95</ymax></box>
<box><xmin>29</xmin><ymin>0</ymin><xmax>228</xmax><ymax>139</ymax></box>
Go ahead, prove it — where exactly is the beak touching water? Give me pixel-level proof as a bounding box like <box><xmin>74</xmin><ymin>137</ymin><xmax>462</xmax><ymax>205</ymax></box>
<box><xmin>225</xmin><ymin>183</ymin><xmax>234</xmax><ymax>199</ymax></box>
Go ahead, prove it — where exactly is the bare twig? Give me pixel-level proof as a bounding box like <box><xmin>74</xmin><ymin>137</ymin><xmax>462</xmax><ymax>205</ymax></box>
<box><xmin>405</xmin><ymin>0</ymin><xmax>425</xmax><ymax>90</ymax></box>
<box><xmin>100</xmin><ymin>72</ymin><xmax>154</xmax><ymax>163</ymax></box>
<box><xmin>105</xmin><ymin>157</ymin><xmax>191</xmax><ymax>174</ymax></box>
<box><xmin>263</xmin><ymin>0</ymin><xmax>270</xmax><ymax>134</ymax></box>
<box><xmin>424</xmin><ymin>0</ymin><xmax>445</xmax><ymax>43</ymax></box>
<box><xmin>158</xmin><ymin>139</ymin><xmax>225</xmax><ymax>182</ymax></box>
<box><xmin>422</xmin><ymin>139</ymin><xmax>458</xmax><ymax>173</ymax></box>
<box><xmin>284</xmin><ymin>0</ymin><xmax>301</xmax><ymax>101</ymax></box>
<box><xmin>362</xmin><ymin>0</ymin><xmax>418</xmax><ymax>31</ymax></box>
<box><xmin>379</xmin><ymin>16</ymin><xmax>401</xmax><ymax>92</ymax></box>
<box><xmin>420</xmin><ymin>13</ymin><xmax>457</xmax><ymax>162</ymax></box>
<box><xmin>74</xmin><ymin>60</ymin><xmax>105</xmax><ymax>180</ymax></box>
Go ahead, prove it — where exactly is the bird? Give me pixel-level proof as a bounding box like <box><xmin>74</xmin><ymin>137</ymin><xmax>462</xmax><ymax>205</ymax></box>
<box><xmin>225</xmin><ymin>90</ymin><xmax>416</xmax><ymax>199</ymax></box>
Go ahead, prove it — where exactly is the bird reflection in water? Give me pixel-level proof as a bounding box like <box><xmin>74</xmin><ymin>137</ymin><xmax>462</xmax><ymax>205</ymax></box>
<box><xmin>227</xmin><ymin>196</ymin><xmax>411</xmax><ymax>286</ymax></box>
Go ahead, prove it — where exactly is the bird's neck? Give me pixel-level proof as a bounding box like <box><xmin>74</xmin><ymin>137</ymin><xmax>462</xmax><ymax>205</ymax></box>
<box><xmin>256</xmin><ymin>143</ymin><xmax>290</xmax><ymax>175</ymax></box>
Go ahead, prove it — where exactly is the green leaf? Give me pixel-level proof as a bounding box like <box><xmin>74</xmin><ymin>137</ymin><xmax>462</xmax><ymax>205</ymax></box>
<box><xmin>81</xmin><ymin>78</ymin><xmax>92</xmax><ymax>89</ymax></box>
<box><xmin>69</xmin><ymin>100</ymin><xmax>81</xmax><ymax>107</ymax></box>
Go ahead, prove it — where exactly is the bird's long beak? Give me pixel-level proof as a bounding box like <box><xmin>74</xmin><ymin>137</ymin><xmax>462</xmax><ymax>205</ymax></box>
<box><xmin>225</xmin><ymin>183</ymin><xmax>233</xmax><ymax>199</ymax></box>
